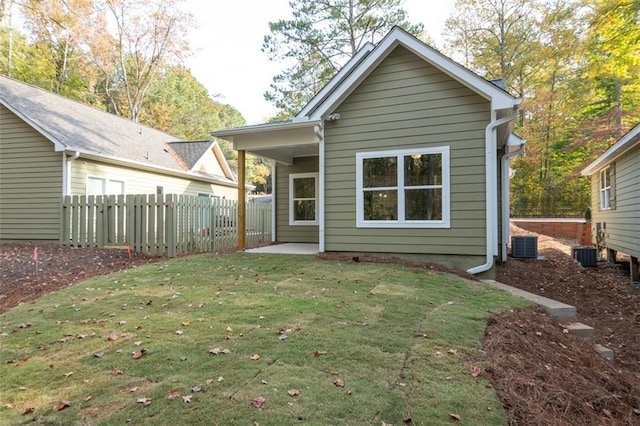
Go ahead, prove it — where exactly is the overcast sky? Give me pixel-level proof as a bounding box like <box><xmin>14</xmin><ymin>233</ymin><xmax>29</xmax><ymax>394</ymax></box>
<box><xmin>182</xmin><ymin>0</ymin><xmax>456</xmax><ymax>124</ymax></box>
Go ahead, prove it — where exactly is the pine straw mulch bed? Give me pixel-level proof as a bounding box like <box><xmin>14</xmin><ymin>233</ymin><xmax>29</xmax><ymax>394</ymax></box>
<box><xmin>2</xmin><ymin>233</ymin><xmax>640</xmax><ymax>425</ymax></box>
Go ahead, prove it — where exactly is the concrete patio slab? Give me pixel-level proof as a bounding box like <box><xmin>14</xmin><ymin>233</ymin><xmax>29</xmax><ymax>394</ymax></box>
<box><xmin>245</xmin><ymin>243</ymin><xmax>319</xmax><ymax>255</ymax></box>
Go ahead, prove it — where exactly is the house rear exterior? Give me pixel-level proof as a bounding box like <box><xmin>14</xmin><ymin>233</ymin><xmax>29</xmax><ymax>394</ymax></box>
<box><xmin>582</xmin><ymin>123</ymin><xmax>640</xmax><ymax>283</ymax></box>
<box><xmin>213</xmin><ymin>27</ymin><xmax>524</xmax><ymax>277</ymax></box>
<box><xmin>0</xmin><ymin>76</ymin><xmax>238</xmax><ymax>241</ymax></box>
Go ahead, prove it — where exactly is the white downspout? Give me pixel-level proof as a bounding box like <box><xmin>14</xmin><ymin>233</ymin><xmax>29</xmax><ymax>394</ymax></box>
<box><xmin>314</xmin><ymin>123</ymin><xmax>325</xmax><ymax>252</ymax></box>
<box><xmin>62</xmin><ymin>151</ymin><xmax>80</xmax><ymax>196</ymax></box>
<box><xmin>467</xmin><ymin>108</ymin><xmax>519</xmax><ymax>275</ymax></box>
<box><xmin>500</xmin><ymin>142</ymin><xmax>525</xmax><ymax>262</ymax></box>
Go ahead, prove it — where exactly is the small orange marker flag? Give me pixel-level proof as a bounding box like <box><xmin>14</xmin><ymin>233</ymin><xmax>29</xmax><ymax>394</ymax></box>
<box><xmin>32</xmin><ymin>246</ymin><xmax>38</xmax><ymax>262</ymax></box>
<box><xmin>127</xmin><ymin>246</ymin><xmax>131</xmax><ymax>258</ymax></box>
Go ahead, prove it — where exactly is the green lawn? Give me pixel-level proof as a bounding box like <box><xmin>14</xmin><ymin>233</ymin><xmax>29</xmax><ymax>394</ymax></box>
<box><xmin>0</xmin><ymin>253</ymin><xmax>530</xmax><ymax>425</ymax></box>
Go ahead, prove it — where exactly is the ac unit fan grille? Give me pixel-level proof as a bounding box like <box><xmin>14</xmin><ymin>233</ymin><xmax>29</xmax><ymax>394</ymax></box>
<box><xmin>511</xmin><ymin>236</ymin><xmax>538</xmax><ymax>258</ymax></box>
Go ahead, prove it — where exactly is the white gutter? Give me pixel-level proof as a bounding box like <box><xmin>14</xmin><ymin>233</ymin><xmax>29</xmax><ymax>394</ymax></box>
<box><xmin>467</xmin><ymin>107</ymin><xmax>519</xmax><ymax>275</ymax></box>
<box><xmin>62</xmin><ymin>151</ymin><xmax>80</xmax><ymax>196</ymax></box>
<box><xmin>315</xmin><ymin>123</ymin><xmax>325</xmax><ymax>252</ymax></box>
<box><xmin>500</xmin><ymin>142</ymin><xmax>525</xmax><ymax>261</ymax></box>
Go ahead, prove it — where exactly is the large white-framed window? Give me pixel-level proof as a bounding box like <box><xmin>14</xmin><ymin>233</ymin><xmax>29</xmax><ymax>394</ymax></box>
<box><xmin>289</xmin><ymin>172</ymin><xmax>318</xmax><ymax>225</ymax></box>
<box><xmin>356</xmin><ymin>147</ymin><xmax>450</xmax><ymax>228</ymax></box>
<box><xmin>599</xmin><ymin>166</ymin><xmax>611</xmax><ymax>210</ymax></box>
<box><xmin>87</xmin><ymin>176</ymin><xmax>125</xmax><ymax>196</ymax></box>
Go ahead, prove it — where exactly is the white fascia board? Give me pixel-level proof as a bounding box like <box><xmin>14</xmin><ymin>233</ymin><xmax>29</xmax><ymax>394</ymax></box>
<box><xmin>190</xmin><ymin>141</ymin><xmax>237</xmax><ymax>183</ymax></box>
<box><xmin>581</xmin><ymin>123</ymin><xmax>640</xmax><ymax>176</ymax></box>
<box><xmin>0</xmin><ymin>97</ymin><xmax>67</xmax><ymax>151</ymax></box>
<box><xmin>297</xmin><ymin>42</ymin><xmax>376</xmax><ymax>118</ymax></box>
<box><xmin>211</xmin><ymin>120</ymin><xmax>321</xmax><ymax>140</ymax></box>
<box><xmin>308</xmin><ymin>27</ymin><xmax>518</xmax><ymax>121</ymax></box>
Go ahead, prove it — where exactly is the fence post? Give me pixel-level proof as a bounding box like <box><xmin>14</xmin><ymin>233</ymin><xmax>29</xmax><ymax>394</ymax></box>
<box><xmin>166</xmin><ymin>194</ymin><xmax>176</xmax><ymax>257</ymax></box>
<box><xmin>60</xmin><ymin>195</ymin><xmax>70</xmax><ymax>246</ymax></box>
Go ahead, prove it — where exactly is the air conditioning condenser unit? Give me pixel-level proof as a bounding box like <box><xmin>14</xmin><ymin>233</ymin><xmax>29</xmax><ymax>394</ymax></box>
<box><xmin>511</xmin><ymin>235</ymin><xmax>538</xmax><ymax>259</ymax></box>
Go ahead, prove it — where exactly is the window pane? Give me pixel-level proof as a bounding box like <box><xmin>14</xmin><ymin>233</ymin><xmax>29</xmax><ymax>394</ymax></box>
<box><xmin>364</xmin><ymin>190</ymin><xmax>397</xmax><ymax>220</ymax></box>
<box><xmin>404</xmin><ymin>154</ymin><xmax>442</xmax><ymax>186</ymax></box>
<box><xmin>87</xmin><ymin>177</ymin><xmax>105</xmax><ymax>195</ymax></box>
<box><xmin>363</xmin><ymin>157</ymin><xmax>397</xmax><ymax>188</ymax></box>
<box><xmin>294</xmin><ymin>200</ymin><xmax>316</xmax><ymax>221</ymax></box>
<box><xmin>405</xmin><ymin>189</ymin><xmax>442</xmax><ymax>220</ymax></box>
<box><xmin>107</xmin><ymin>180</ymin><xmax>124</xmax><ymax>195</ymax></box>
<box><xmin>294</xmin><ymin>177</ymin><xmax>315</xmax><ymax>198</ymax></box>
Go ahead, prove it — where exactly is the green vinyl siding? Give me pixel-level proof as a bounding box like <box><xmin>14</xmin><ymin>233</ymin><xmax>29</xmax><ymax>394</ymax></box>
<box><xmin>70</xmin><ymin>159</ymin><xmax>237</xmax><ymax>200</ymax></box>
<box><xmin>0</xmin><ymin>105</ymin><xmax>62</xmax><ymax>240</ymax></box>
<box><xmin>323</xmin><ymin>46</ymin><xmax>490</xmax><ymax>264</ymax></box>
<box><xmin>275</xmin><ymin>156</ymin><xmax>318</xmax><ymax>243</ymax></box>
<box><xmin>590</xmin><ymin>143</ymin><xmax>640</xmax><ymax>259</ymax></box>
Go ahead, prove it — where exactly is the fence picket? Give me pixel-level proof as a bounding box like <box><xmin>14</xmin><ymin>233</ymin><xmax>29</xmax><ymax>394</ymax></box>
<box><xmin>59</xmin><ymin>193</ymin><xmax>270</xmax><ymax>257</ymax></box>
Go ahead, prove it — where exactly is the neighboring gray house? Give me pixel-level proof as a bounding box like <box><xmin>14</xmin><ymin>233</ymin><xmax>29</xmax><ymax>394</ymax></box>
<box><xmin>0</xmin><ymin>76</ymin><xmax>238</xmax><ymax>241</ymax></box>
<box><xmin>581</xmin><ymin>123</ymin><xmax>640</xmax><ymax>283</ymax></box>
<box><xmin>212</xmin><ymin>27</ymin><xmax>524</xmax><ymax>277</ymax></box>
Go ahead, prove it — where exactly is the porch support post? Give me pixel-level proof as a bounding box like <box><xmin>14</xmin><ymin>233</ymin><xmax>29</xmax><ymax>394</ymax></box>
<box><xmin>238</xmin><ymin>150</ymin><xmax>246</xmax><ymax>251</ymax></box>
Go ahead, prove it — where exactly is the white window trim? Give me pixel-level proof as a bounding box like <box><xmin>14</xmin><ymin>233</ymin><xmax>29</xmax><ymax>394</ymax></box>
<box><xmin>356</xmin><ymin>147</ymin><xmax>450</xmax><ymax>228</ymax></box>
<box><xmin>599</xmin><ymin>166</ymin><xmax>611</xmax><ymax>210</ymax></box>
<box><xmin>289</xmin><ymin>172</ymin><xmax>319</xmax><ymax>226</ymax></box>
<box><xmin>87</xmin><ymin>176</ymin><xmax>125</xmax><ymax>196</ymax></box>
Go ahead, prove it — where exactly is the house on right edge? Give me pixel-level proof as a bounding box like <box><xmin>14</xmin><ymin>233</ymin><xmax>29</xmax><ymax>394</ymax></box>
<box><xmin>581</xmin><ymin>123</ymin><xmax>640</xmax><ymax>284</ymax></box>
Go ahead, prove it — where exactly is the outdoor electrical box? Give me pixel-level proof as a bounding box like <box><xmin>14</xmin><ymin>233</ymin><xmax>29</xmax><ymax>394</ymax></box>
<box><xmin>511</xmin><ymin>236</ymin><xmax>538</xmax><ymax>259</ymax></box>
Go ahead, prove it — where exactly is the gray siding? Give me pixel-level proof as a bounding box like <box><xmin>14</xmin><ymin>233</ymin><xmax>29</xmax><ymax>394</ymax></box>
<box><xmin>323</xmin><ymin>46</ymin><xmax>490</xmax><ymax>260</ymax></box>
<box><xmin>0</xmin><ymin>105</ymin><xmax>62</xmax><ymax>240</ymax></box>
<box><xmin>590</xmin><ymin>144</ymin><xmax>640</xmax><ymax>258</ymax></box>
<box><xmin>275</xmin><ymin>156</ymin><xmax>319</xmax><ymax>243</ymax></box>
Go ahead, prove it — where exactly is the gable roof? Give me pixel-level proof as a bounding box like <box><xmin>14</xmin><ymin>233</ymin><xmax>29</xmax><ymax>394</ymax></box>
<box><xmin>581</xmin><ymin>123</ymin><xmax>640</xmax><ymax>176</ymax></box>
<box><xmin>212</xmin><ymin>26</ymin><xmax>520</xmax><ymax>159</ymax></box>
<box><xmin>297</xmin><ymin>26</ymin><xmax>518</xmax><ymax>122</ymax></box>
<box><xmin>0</xmin><ymin>75</ymin><xmax>236</xmax><ymax>185</ymax></box>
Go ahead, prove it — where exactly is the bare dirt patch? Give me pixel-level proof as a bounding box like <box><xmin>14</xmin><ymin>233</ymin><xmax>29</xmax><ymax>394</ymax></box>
<box><xmin>2</xmin><ymin>232</ymin><xmax>640</xmax><ymax>424</ymax></box>
<box><xmin>0</xmin><ymin>242</ymin><xmax>161</xmax><ymax>314</ymax></box>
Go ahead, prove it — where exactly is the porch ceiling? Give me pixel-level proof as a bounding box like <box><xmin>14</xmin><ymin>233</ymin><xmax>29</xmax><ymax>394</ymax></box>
<box><xmin>211</xmin><ymin>120</ymin><xmax>321</xmax><ymax>165</ymax></box>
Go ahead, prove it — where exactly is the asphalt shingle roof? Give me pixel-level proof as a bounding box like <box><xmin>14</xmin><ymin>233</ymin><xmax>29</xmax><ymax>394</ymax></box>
<box><xmin>0</xmin><ymin>75</ymin><xmax>187</xmax><ymax>172</ymax></box>
<box><xmin>166</xmin><ymin>141</ymin><xmax>214</xmax><ymax>170</ymax></box>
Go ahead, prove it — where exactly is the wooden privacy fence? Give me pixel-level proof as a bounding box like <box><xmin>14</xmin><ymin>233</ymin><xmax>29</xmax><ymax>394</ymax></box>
<box><xmin>60</xmin><ymin>194</ymin><xmax>272</xmax><ymax>257</ymax></box>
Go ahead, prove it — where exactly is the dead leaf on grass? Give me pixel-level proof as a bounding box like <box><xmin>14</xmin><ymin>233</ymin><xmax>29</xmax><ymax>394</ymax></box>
<box><xmin>250</xmin><ymin>354</ymin><xmax>261</xmax><ymax>361</ymax></box>
<box><xmin>447</xmin><ymin>348</ymin><xmax>458</xmax><ymax>355</ymax></box>
<box><xmin>183</xmin><ymin>395</ymin><xmax>192</xmax><ymax>403</ymax></box>
<box><xmin>18</xmin><ymin>323</ymin><xmax>31</xmax><ymax>329</ymax></box>
<box><xmin>111</xmin><ymin>368</ymin><xmax>123</xmax><ymax>375</ymax></box>
<box><xmin>167</xmin><ymin>390</ymin><xmax>180</xmax><ymax>400</ymax></box>
<box><xmin>182</xmin><ymin>321</ymin><xmax>190</xmax><ymax>327</ymax></box>
<box><xmin>287</xmin><ymin>389</ymin><xmax>300</xmax><ymax>396</ymax></box>
<box><xmin>191</xmin><ymin>384</ymin><xmax>202</xmax><ymax>393</ymax></box>
<box><xmin>333</xmin><ymin>378</ymin><xmax>345</xmax><ymax>387</ymax></box>
<box><xmin>132</xmin><ymin>348</ymin><xmax>147</xmax><ymax>359</ymax></box>
<box><xmin>22</xmin><ymin>407</ymin><xmax>34</xmax><ymax>415</ymax></box>
<box><xmin>52</xmin><ymin>400</ymin><xmax>71</xmax><ymax>412</ymax></box>
<box><xmin>209</xmin><ymin>348</ymin><xmax>230</xmax><ymax>355</ymax></box>
<box><xmin>251</xmin><ymin>396</ymin><xmax>266</xmax><ymax>408</ymax></box>
<box><xmin>469</xmin><ymin>365</ymin><xmax>481</xmax><ymax>377</ymax></box>
<box><xmin>137</xmin><ymin>397</ymin><xmax>151</xmax><ymax>405</ymax></box>
<box><xmin>63</xmin><ymin>372</ymin><xmax>73</xmax><ymax>378</ymax></box>
<box><xmin>313</xmin><ymin>350</ymin><xmax>327</xmax><ymax>357</ymax></box>
<box><xmin>449</xmin><ymin>413</ymin><xmax>460</xmax><ymax>421</ymax></box>
<box><xmin>107</xmin><ymin>334</ymin><xmax>118</xmax><ymax>341</ymax></box>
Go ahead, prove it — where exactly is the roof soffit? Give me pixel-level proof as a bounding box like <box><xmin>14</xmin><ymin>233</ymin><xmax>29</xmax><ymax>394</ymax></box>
<box><xmin>581</xmin><ymin>123</ymin><xmax>640</xmax><ymax>175</ymax></box>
